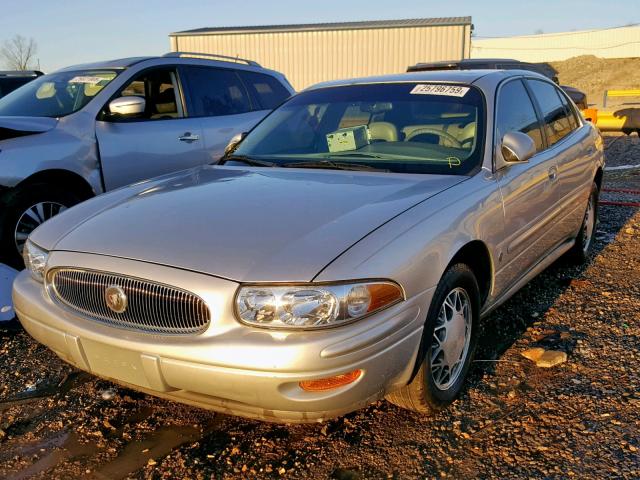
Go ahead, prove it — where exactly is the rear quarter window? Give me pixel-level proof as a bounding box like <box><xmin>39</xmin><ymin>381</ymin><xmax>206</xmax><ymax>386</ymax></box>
<box><xmin>238</xmin><ymin>71</ymin><xmax>291</xmax><ymax>110</ymax></box>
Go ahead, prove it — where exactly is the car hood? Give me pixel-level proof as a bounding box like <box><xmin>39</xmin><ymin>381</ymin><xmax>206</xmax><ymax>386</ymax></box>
<box><xmin>0</xmin><ymin>116</ymin><xmax>58</xmax><ymax>141</ymax></box>
<box><xmin>49</xmin><ymin>166</ymin><xmax>465</xmax><ymax>282</ymax></box>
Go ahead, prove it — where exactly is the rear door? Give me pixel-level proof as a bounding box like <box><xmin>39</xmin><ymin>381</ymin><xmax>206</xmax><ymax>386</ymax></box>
<box><xmin>96</xmin><ymin>66</ymin><xmax>206</xmax><ymax>190</ymax></box>
<box><xmin>526</xmin><ymin>79</ymin><xmax>594</xmax><ymax>239</ymax></box>
<box><xmin>181</xmin><ymin>66</ymin><xmax>270</xmax><ymax>163</ymax></box>
<box><xmin>493</xmin><ymin>78</ymin><xmax>563</xmax><ymax>296</ymax></box>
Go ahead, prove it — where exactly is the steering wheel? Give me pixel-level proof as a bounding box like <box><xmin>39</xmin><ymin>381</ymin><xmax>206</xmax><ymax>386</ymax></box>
<box><xmin>405</xmin><ymin>128</ymin><xmax>463</xmax><ymax>149</ymax></box>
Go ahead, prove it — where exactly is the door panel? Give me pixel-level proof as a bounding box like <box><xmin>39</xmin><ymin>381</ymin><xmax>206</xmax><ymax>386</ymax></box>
<box><xmin>494</xmin><ymin>151</ymin><xmax>561</xmax><ymax>296</ymax></box>
<box><xmin>96</xmin><ymin>66</ymin><xmax>207</xmax><ymax>190</ymax></box>
<box><xmin>96</xmin><ymin>118</ymin><xmax>205</xmax><ymax>190</ymax></box>
<box><xmin>491</xmin><ymin>79</ymin><xmax>562</xmax><ymax>298</ymax></box>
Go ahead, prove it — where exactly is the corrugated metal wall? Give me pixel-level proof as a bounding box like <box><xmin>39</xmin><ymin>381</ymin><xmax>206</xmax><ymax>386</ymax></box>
<box><xmin>471</xmin><ymin>25</ymin><xmax>640</xmax><ymax>63</ymax></box>
<box><xmin>170</xmin><ymin>24</ymin><xmax>470</xmax><ymax>90</ymax></box>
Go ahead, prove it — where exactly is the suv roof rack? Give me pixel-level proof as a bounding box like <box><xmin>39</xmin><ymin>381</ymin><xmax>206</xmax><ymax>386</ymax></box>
<box><xmin>163</xmin><ymin>52</ymin><xmax>260</xmax><ymax>67</ymax></box>
<box><xmin>0</xmin><ymin>70</ymin><xmax>44</xmax><ymax>77</ymax></box>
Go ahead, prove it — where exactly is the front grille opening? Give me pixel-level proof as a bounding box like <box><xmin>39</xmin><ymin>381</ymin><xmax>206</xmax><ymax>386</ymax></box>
<box><xmin>48</xmin><ymin>268</ymin><xmax>210</xmax><ymax>335</ymax></box>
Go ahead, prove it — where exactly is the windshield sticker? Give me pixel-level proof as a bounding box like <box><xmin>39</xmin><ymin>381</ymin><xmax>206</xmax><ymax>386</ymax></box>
<box><xmin>410</xmin><ymin>84</ymin><xmax>470</xmax><ymax>97</ymax></box>
<box><xmin>69</xmin><ymin>76</ymin><xmax>105</xmax><ymax>85</ymax></box>
<box><xmin>447</xmin><ymin>156</ymin><xmax>461</xmax><ymax>168</ymax></box>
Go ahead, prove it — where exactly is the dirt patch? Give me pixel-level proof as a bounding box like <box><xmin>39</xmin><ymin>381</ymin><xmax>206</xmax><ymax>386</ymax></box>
<box><xmin>550</xmin><ymin>55</ymin><xmax>640</xmax><ymax>108</ymax></box>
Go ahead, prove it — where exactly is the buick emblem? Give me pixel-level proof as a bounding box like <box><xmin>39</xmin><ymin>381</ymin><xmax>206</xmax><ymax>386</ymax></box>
<box><xmin>105</xmin><ymin>284</ymin><xmax>128</xmax><ymax>314</ymax></box>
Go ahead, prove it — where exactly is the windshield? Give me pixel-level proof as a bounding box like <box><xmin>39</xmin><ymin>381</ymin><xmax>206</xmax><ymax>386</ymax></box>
<box><xmin>233</xmin><ymin>83</ymin><xmax>485</xmax><ymax>175</ymax></box>
<box><xmin>0</xmin><ymin>70</ymin><xmax>119</xmax><ymax>117</ymax></box>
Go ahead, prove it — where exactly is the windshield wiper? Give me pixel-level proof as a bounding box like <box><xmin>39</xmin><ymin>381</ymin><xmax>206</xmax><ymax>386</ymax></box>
<box><xmin>218</xmin><ymin>155</ymin><xmax>276</xmax><ymax>167</ymax></box>
<box><xmin>281</xmin><ymin>159</ymin><xmax>388</xmax><ymax>172</ymax></box>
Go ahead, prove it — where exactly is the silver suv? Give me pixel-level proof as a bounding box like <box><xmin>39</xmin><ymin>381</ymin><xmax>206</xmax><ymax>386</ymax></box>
<box><xmin>0</xmin><ymin>53</ymin><xmax>294</xmax><ymax>267</ymax></box>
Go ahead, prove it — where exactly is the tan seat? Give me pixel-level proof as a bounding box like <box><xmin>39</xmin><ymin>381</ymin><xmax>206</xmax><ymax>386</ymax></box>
<box><xmin>369</xmin><ymin>122</ymin><xmax>398</xmax><ymax>142</ymax></box>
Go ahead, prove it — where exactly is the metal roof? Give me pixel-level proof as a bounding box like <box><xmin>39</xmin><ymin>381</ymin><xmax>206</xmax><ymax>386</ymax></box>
<box><xmin>172</xmin><ymin>17</ymin><xmax>472</xmax><ymax>36</ymax></box>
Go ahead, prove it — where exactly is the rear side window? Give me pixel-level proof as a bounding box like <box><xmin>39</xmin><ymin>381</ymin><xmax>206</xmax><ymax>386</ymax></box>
<box><xmin>184</xmin><ymin>66</ymin><xmax>250</xmax><ymax>117</ymax></box>
<box><xmin>527</xmin><ymin>79</ymin><xmax>575</xmax><ymax>147</ymax></box>
<box><xmin>238</xmin><ymin>71</ymin><xmax>291</xmax><ymax>110</ymax></box>
<box><xmin>558</xmin><ymin>90</ymin><xmax>579</xmax><ymax>130</ymax></box>
<box><xmin>496</xmin><ymin>79</ymin><xmax>544</xmax><ymax>152</ymax></box>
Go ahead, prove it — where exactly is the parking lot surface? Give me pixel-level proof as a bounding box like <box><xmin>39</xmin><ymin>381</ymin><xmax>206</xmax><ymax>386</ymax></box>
<box><xmin>0</xmin><ymin>134</ymin><xmax>638</xmax><ymax>479</ymax></box>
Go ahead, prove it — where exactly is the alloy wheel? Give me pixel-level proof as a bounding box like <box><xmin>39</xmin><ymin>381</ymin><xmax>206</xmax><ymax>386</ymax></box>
<box><xmin>14</xmin><ymin>202</ymin><xmax>67</xmax><ymax>254</ymax></box>
<box><xmin>431</xmin><ymin>287</ymin><xmax>472</xmax><ymax>391</ymax></box>
<box><xmin>582</xmin><ymin>196</ymin><xmax>595</xmax><ymax>254</ymax></box>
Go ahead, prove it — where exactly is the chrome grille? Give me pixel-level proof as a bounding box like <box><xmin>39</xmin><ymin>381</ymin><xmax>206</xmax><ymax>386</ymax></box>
<box><xmin>48</xmin><ymin>268</ymin><xmax>210</xmax><ymax>335</ymax></box>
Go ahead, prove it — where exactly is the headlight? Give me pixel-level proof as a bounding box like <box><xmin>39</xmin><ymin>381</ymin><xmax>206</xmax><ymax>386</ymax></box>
<box><xmin>22</xmin><ymin>240</ymin><xmax>49</xmax><ymax>282</ymax></box>
<box><xmin>236</xmin><ymin>281</ymin><xmax>404</xmax><ymax>329</ymax></box>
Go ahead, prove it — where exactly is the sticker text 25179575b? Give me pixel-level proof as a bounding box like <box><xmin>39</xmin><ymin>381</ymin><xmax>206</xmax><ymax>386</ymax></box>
<box><xmin>410</xmin><ymin>84</ymin><xmax>470</xmax><ymax>97</ymax></box>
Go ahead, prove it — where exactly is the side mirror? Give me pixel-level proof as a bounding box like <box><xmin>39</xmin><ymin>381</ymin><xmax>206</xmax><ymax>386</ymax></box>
<box><xmin>500</xmin><ymin>131</ymin><xmax>536</xmax><ymax>164</ymax></box>
<box><xmin>108</xmin><ymin>96</ymin><xmax>146</xmax><ymax>117</ymax></box>
<box><xmin>224</xmin><ymin>132</ymin><xmax>247</xmax><ymax>156</ymax></box>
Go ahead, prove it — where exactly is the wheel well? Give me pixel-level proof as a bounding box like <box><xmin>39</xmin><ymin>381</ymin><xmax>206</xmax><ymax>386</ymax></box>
<box><xmin>16</xmin><ymin>169</ymin><xmax>95</xmax><ymax>200</ymax></box>
<box><xmin>448</xmin><ymin>241</ymin><xmax>492</xmax><ymax>305</ymax></box>
<box><xmin>594</xmin><ymin>167</ymin><xmax>603</xmax><ymax>191</ymax></box>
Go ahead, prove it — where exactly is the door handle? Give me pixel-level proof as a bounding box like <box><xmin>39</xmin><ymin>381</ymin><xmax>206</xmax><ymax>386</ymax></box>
<box><xmin>179</xmin><ymin>132</ymin><xmax>200</xmax><ymax>143</ymax></box>
<box><xmin>548</xmin><ymin>166</ymin><xmax>558</xmax><ymax>181</ymax></box>
<box><xmin>586</xmin><ymin>146</ymin><xmax>596</xmax><ymax>155</ymax></box>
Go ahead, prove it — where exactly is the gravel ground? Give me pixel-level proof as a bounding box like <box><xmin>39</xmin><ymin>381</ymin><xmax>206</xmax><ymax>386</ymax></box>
<box><xmin>0</xmin><ymin>134</ymin><xmax>639</xmax><ymax>479</ymax></box>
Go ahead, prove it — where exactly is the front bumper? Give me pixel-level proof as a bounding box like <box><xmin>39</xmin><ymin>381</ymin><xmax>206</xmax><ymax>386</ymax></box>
<box><xmin>13</xmin><ymin>252</ymin><xmax>431</xmax><ymax>423</ymax></box>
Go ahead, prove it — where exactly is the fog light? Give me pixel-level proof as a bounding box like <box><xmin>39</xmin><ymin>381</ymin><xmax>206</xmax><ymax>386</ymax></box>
<box><xmin>299</xmin><ymin>369</ymin><xmax>362</xmax><ymax>392</ymax></box>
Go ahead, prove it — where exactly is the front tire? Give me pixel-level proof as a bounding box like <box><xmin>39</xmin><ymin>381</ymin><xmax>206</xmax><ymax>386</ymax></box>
<box><xmin>0</xmin><ymin>184</ymin><xmax>82</xmax><ymax>268</ymax></box>
<box><xmin>386</xmin><ymin>263</ymin><xmax>480</xmax><ymax>414</ymax></box>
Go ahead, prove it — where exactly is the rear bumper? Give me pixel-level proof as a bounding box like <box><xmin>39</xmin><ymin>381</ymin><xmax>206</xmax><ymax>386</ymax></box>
<box><xmin>13</xmin><ymin>256</ymin><xmax>432</xmax><ymax>423</ymax></box>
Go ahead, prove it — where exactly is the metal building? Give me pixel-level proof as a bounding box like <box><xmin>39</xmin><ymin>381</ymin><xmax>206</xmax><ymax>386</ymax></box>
<box><xmin>169</xmin><ymin>17</ymin><xmax>472</xmax><ymax>90</ymax></box>
<box><xmin>471</xmin><ymin>24</ymin><xmax>640</xmax><ymax>63</ymax></box>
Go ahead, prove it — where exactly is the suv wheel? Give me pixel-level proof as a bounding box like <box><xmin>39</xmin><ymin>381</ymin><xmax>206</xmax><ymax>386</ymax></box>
<box><xmin>0</xmin><ymin>184</ymin><xmax>82</xmax><ymax>268</ymax></box>
<box><xmin>386</xmin><ymin>263</ymin><xmax>480</xmax><ymax>414</ymax></box>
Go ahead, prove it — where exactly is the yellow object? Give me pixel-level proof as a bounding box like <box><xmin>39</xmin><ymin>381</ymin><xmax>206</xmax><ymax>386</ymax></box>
<box><xmin>603</xmin><ymin>89</ymin><xmax>640</xmax><ymax>108</ymax></box>
<box><xmin>596</xmin><ymin>108</ymin><xmax>640</xmax><ymax>132</ymax></box>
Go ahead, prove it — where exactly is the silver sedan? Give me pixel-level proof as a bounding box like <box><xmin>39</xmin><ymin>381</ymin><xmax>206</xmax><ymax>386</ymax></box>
<box><xmin>14</xmin><ymin>70</ymin><xmax>604</xmax><ymax>423</ymax></box>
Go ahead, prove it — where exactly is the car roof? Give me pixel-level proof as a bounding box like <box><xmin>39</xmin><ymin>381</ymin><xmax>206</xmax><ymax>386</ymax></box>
<box><xmin>54</xmin><ymin>53</ymin><xmax>268</xmax><ymax>74</ymax></box>
<box><xmin>306</xmin><ymin>69</ymin><xmax>542</xmax><ymax>91</ymax></box>
<box><xmin>56</xmin><ymin>57</ymin><xmax>155</xmax><ymax>72</ymax></box>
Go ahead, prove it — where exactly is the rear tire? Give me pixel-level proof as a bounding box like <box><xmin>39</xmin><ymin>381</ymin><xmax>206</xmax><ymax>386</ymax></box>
<box><xmin>566</xmin><ymin>182</ymin><xmax>599</xmax><ymax>264</ymax></box>
<box><xmin>386</xmin><ymin>263</ymin><xmax>480</xmax><ymax>414</ymax></box>
<box><xmin>0</xmin><ymin>184</ymin><xmax>82</xmax><ymax>269</ymax></box>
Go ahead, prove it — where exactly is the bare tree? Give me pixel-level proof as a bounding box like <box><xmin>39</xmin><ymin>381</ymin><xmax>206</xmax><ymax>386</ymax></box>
<box><xmin>1</xmin><ymin>35</ymin><xmax>38</xmax><ymax>70</ymax></box>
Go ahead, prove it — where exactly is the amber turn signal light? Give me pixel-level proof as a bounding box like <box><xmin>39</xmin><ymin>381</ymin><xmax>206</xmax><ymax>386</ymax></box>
<box><xmin>299</xmin><ymin>369</ymin><xmax>363</xmax><ymax>392</ymax></box>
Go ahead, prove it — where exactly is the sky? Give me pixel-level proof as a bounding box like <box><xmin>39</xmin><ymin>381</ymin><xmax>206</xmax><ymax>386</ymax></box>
<box><xmin>0</xmin><ymin>0</ymin><xmax>637</xmax><ymax>72</ymax></box>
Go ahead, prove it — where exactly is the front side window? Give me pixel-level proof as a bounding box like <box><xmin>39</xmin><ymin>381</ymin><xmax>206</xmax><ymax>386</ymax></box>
<box><xmin>105</xmin><ymin>68</ymin><xmax>181</xmax><ymax>121</ymax></box>
<box><xmin>238</xmin><ymin>71</ymin><xmax>291</xmax><ymax>110</ymax></box>
<box><xmin>496</xmin><ymin>79</ymin><xmax>544</xmax><ymax>152</ymax></box>
<box><xmin>184</xmin><ymin>66</ymin><xmax>250</xmax><ymax>117</ymax></box>
<box><xmin>527</xmin><ymin>79</ymin><xmax>575</xmax><ymax>147</ymax></box>
<box><xmin>233</xmin><ymin>83</ymin><xmax>485</xmax><ymax>175</ymax></box>
<box><xmin>0</xmin><ymin>70</ymin><xmax>118</xmax><ymax>117</ymax></box>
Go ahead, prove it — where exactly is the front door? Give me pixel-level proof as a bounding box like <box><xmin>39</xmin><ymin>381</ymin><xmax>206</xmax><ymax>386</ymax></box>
<box><xmin>492</xmin><ymin>78</ymin><xmax>562</xmax><ymax>297</ymax></box>
<box><xmin>96</xmin><ymin>67</ymin><xmax>206</xmax><ymax>190</ymax></box>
